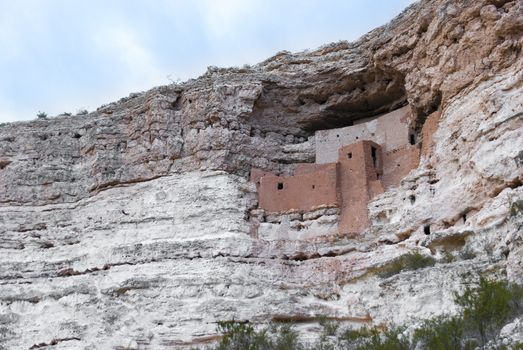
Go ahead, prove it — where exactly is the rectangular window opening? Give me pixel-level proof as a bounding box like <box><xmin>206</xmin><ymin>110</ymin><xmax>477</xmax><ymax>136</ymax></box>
<box><xmin>347</xmin><ymin>152</ymin><xmax>352</xmax><ymax>159</ymax></box>
<box><xmin>371</xmin><ymin>146</ymin><xmax>377</xmax><ymax>168</ymax></box>
<box><xmin>277</xmin><ymin>182</ymin><xmax>284</xmax><ymax>190</ymax></box>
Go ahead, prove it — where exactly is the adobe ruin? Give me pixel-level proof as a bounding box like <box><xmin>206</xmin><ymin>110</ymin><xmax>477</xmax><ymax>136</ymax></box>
<box><xmin>250</xmin><ymin>105</ymin><xmax>421</xmax><ymax>236</ymax></box>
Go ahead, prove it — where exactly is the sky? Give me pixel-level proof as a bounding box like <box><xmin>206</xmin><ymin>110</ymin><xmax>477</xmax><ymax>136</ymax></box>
<box><xmin>0</xmin><ymin>0</ymin><xmax>415</xmax><ymax>123</ymax></box>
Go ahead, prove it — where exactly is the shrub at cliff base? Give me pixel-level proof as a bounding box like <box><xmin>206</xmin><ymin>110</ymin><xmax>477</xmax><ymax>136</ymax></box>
<box><xmin>210</xmin><ymin>278</ymin><xmax>523</xmax><ymax>350</ymax></box>
<box><xmin>215</xmin><ymin>322</ymin><xmax>302</xmax><ymax>350</ymax></box>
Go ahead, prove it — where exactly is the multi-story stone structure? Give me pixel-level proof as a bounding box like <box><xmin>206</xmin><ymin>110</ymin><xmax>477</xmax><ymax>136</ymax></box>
<box><xmin>251</xmin><ymin>105</ymin><xmax>421</xmax><ymax>235</ymax></box>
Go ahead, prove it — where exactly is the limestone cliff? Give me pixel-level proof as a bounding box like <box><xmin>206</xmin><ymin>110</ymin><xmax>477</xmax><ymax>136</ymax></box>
<box><xmin>0</xmin><ymin>0</ymin><xmax>522</xmax><ymax>348</ymax></box>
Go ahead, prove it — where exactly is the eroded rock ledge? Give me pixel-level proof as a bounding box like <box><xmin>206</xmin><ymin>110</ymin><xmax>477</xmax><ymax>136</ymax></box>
<box><xmin>0</xmin><ymin>0</ymin><xmax>522</xmax><ymax>348</ymax></box>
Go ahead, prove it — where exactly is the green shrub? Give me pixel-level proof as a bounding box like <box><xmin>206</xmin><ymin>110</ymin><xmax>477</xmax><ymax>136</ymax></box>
<box><xmin>338</xmin><ymin>326</ymin><xmax>379</xmax><ymax>346</ymax></box>
<box><xmin>459</xmin><ymin>247</ymin><xmax>476</xmax><ymax>260</ymax></box>
<box><xmin>379</xmin><ymin>252</ymin><xmax>436</xmax><ymax>278</ymax></box>
<box><xmin>36</xmin><ymin>111</ymin><xmax>48</xmax><ymax>119</ymax></box>
<box><xmin>270</xmin><ymin>324</ymin><xmax>302</xmax><ymax>350</ymax></box>
<box><xmin>493</xmin><ymin>343</ymin><xmax>523</xmax><ymax>350</ymax></box>
<box><xmin>414</xmin><ymin>278</ymin><xmax>523</xmax><ymax>349</ymax></box>
<box><xmin>455</xmin><ymin>278</ymin><xmax>523</xmax><ymax>345</ymax></box>
<box><xmin>413</xmin><ymin>315</ymin><xmax>464</xmax><ymax>350</ymax></box>
<box><xmin>362</xmin><ymin>328</ymin><xmax>410</xmax><ymax>350</ymax></box>
<box><xmin>337</xmin><ymin>326</ymin><xmax>409</xmax><ymax>350</ymax></box>
<box><xmin>508</xmin><ymin>342</ymin><xmax>523</xmax><ymax>350</ymax></box>
<box><xmin>318</xmin><ymin>317</ymin><xmax>338</xmax><ymax>337</ymax></box>
<box><xmin>441</xmin><ymin>251</ymin><xmax>456</xmax><ymax>263</ymax></box>
<box><xmin>510</xmin><ymin>200</ymin><xmax>523</xmax><ymax>217</ymax></box>
<box><xmin>211</xmin><ymin>278</ymin><xmax>523</xmax><ymax>350</ymax></box>
<box><xmin>215</xmin><ymin>322</ymin><xmax>301</xmax><ymax>350</ymax></box>
<box><xmin>216</xmin><ymin>322</ymin><xmax>266</xmax><ymax>350</ymax></box>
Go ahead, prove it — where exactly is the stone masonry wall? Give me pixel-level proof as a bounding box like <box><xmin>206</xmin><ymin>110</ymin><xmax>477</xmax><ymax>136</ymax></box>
<box><xmin>258</xmin><ymin>163</ymin><xmax>338</xmax><ymax>213</ymax></box>
<box><xmin>254</xmin><ymin>105</ymin><xmax>420</xmax><ymax>235</ymax></box>
<box><xmin>337</xmin><ymin>141</ymin><xmax>382</xmax><ymax>234</ymax></box>
<box><xmin>381</xmin><ymin>145</ymin><xmax>421</xmax><ymax>190</ymax></box>
<box><xmin>315</xmin><ymin>105</ymin><xmax>412</xmax><ymax>164</ymax></box>
<box><xmin>421</xmin><ymin>110</ymin><xmax>442</xmax><ymax>158</ymax></box>
<box><xmin>254</xmin><ymin>105</ymin><xmax>422</xmax><ymax>235</ymax></box>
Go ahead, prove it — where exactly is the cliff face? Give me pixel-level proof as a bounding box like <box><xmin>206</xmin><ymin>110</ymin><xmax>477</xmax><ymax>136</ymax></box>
<box><xmin>0</xmin><ymin>0</ymin><xmax>522</xmax><ymax>348</ymax></box>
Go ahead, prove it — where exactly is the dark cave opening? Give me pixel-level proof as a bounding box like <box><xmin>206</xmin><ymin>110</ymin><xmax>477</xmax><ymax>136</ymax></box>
<box><xmin>300</xmin><ymin>70</ymin><xmax>408</xmax><ymax>135</ymax></box>
<box><xmin>415</xmin><ymin>90</ymin><xmax>442</xmax><ymax>128</ymax></box>
<box><xmin>245</xmin><ymin>68</ymin><xmax>409</xmax><ymax>138</ymax></box>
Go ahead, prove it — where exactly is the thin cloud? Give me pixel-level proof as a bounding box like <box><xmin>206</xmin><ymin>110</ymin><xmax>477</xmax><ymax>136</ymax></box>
<box><xmin>0</xmin><ymin>96</ymin><xmax>17</xmax><ymax>123</ymax></box>
<box><xmin>0</xmin><ymin>1</ymin><xmax>51</xmax><ymax>62</ymax></box>
<box><xmin>0</xmin><ymin>1</ymin><xmax>415</xmax><ymax>123</ymax></box>
<box><xmin>91</xmin><ymin>24</ymin><xmax>165</xmax><ymax>91</ymax></box>
<box><xmin>198</xmin><ymin>0</ymin><xmax>262</xmax><ymax>40</ymax></box>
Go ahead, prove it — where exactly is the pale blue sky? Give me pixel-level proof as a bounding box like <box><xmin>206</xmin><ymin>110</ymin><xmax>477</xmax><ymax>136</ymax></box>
<box><xmin>0</xmin><ymin>0</ymin><xmax>415</xmax><ymax>122</ymax></box>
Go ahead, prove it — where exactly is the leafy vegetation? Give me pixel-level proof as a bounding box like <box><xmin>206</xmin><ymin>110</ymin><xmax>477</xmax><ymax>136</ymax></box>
<box><xmin>36</xmin><ymin>111</ymin><xmax>48</xmax><ymax>119</ymax></box>
<box><xmin>337</xmin><ymin>326</ymin><xmax>410</xmax><ymax>350</ymax></box>
<box><xmin>511</xmin><ymin>199</ymin><xmax>523</xmax><ymax>217</ymax></box>
<box><xmin>412</xmin><ymin>315</ymin><xmax>467</xmax><ymax>350</ymax></box>
<box><xmin>455</xmin><ymin>278</ymin><xmax>523</xmax><ymax>345</ymax></box>
<box><xmin>209</xmin><ymin>278</ymin><xmax>523</xmax><ymax>350</ymax></box>
<box><xmin>459</xmin><ymin>247</ymin><xmax>477</xmax><ymax>261</ymax></box>
<box><xmin>215</xmin><ymin>322</ymin><xmax>302</xmax><ymax>350</ymax></box>
<box><xmin>378</xmin><ymin>252</ymin><xmax>436</xmax><ymax>278</ymax></box>
<box><xmin>318</xmin><ymin>317</ymin><xmax>338</xmax><ymax>337</ymax></box>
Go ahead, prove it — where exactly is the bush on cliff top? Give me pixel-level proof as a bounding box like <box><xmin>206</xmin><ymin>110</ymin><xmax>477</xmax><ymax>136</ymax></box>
<box><xmin>36</xmin><ymin>111</ymin><xmax>48</xmax><ymax>119</ymax></box>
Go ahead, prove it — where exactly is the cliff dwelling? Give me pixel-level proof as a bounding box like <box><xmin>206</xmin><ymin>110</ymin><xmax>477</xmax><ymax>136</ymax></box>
<box><xmin>250</xmin><ymin>105</ymin><xmax>420</xmax><ymax>236</ymax></box>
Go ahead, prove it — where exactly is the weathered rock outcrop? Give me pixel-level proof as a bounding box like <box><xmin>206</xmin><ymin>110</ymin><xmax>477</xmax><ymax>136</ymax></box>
<box><xmin>0</xmin><ymin>0</ymin><xmax>522</xmax><ymax>348</ymax></box>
